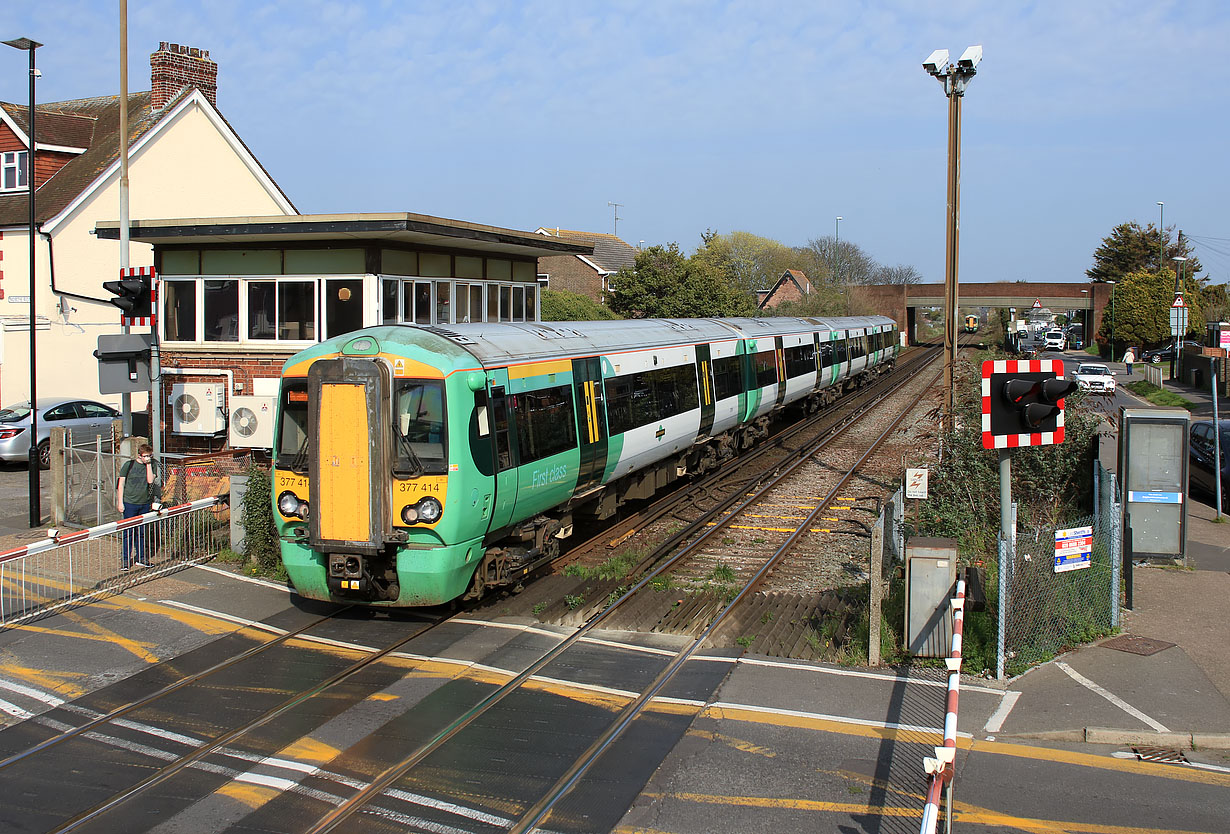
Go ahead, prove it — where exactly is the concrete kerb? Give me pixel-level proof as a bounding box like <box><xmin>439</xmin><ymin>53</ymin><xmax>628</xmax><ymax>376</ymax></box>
<box><xmin>997</xmin><ymin>728</ymin><xmax>1230</xmax><ymax>750</ymax></box>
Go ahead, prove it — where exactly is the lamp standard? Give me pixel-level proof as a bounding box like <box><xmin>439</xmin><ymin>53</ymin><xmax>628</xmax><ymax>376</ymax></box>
<box><xmin>1106</xmin><ymin>280</ymin><xmax>1116</xmax><ymax>360</ymax></box>
<box><xmin>1157</xmin><ymin>201</ymin><xmax>1165</xmax><ymax>270</ymax></box>
<box><xmin>4</xmin><ymin>36</ymin><xmax>42</xmax><ymax>528</ymax></box>
<box><xmin>1172</xmin><ymin>255</ymin><xmax>1188</xmax><ymax>382</ymax></box>
<box><xmin>923</xmin><ymin>45</ymin><xmax>982</xmax><ymax>433</ymax></box>
<box><xmin>835</xmin><ymin>216</ymin><xmax>844</xmax><ymax>312</ymax></box>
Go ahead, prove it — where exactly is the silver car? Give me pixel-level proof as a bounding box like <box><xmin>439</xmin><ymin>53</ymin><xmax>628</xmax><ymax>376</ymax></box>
<box><xmin>0</xmin><ymin>398</ymin><xmax>120</xmax><ymax>469</ymax></box>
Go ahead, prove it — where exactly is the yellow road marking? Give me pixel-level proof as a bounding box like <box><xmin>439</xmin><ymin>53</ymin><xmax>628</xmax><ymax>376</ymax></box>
<box><xmin>216</xmin><ymin>782</ymin><xmax>281</xmax><ymax>809</ymax></box>
<box><xmin>623</xmin><ymin>791</ymin><xmax>1226</xmax><ymax>833</ymax></box>
<box><xmin>0</xmin><ymin>661</ymin><xmax>87</xmax><ymax>699</ymax></box>
<box><xmin>279</xmin><ymin>736</ymin><xmax>341</xmax><ymax>765</ymax></box>
<box><xmin>57</xmin><ymin>608</ymin><xmax>162</xmax><ymax>664</ymax></box>
<box><xmin>685</xmin><ymin>728</ymin><xmax>777</xmax><ymax>758</ymax></box>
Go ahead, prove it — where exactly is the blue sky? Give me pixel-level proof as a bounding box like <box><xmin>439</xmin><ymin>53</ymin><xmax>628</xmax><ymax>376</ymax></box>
<box><xmin>3</xmin><ymin>1</ymin><xmax>1229</xmax><ymax>284</ymax></box>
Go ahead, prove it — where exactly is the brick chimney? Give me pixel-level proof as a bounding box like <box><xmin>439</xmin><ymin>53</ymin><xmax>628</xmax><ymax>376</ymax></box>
<box><xmin>150</xmin><ymin>42</ymin><xmax>217</xmax><ymax>109</ymax></box>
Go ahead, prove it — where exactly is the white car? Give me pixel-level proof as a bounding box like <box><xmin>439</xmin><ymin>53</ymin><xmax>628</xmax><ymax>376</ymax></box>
<box><xmin>1074</xmin><ymin>363</ymin><xmax>1117</xmax><ymax>395</ymax></box>
<box><xmin>1044</xmin><ymin>330</ymin><xmax>1067</xmax><ymax>351</ymax></box>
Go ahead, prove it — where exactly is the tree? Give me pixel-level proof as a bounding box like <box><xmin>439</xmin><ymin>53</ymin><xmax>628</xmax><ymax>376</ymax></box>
<box><xmin>1096</xmin><ymin>267</ymin><xmax>1205</xmax><ymax>350</ymax></box>
<box><xmin>872</xmin><ymin>264</ymin><xmax>923</xmax><ymax>285</ymax></box>
<box><xmin>605</xmin><ymin>243</ymin><xmax>754</xmax><ymax>319</ymax></box>
<box><xmin>1087</xmin><ymin>221</ymin><xmax>1203</xmax><ymax>283</ymax></box>
<box><xmin>804</xmin><ymin>236</ymin><xmax>877</xmax><ymax>285</ymax></box>
<box><xmin>540</xmin><ymin>289</ymin><xmax>619</xmax><ymax>321</ymax></box>
<box><xmin>692</xmin><ymin>230</ymin><xmax>798</xmax><ymax>297</ymax></box>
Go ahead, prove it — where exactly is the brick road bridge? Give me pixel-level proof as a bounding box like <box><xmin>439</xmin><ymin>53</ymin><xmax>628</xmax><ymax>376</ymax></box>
<box><xmin>857</xmin><ymin>281</ymin><xmax>1110</xmax><ymax>345</ymax></box>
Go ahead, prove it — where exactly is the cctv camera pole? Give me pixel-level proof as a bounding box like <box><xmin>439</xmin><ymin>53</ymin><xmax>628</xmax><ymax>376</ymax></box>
<box><xmin>997</xmin><ymin>448</ymin><xmax>1011</xmax><ymax>680</ymax></box>
<box><xmin>119</xmin><ymin>1</ymin><xmax>133</xmax><ymax>437</ymax></box>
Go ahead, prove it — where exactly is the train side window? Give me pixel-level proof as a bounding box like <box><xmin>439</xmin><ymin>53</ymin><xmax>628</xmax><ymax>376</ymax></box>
<box><xmin>754</xmin><ymin>350</ymin><xmax>777</xmax><ymax>387</ymax></box>
<box><xmin>835</xmin><ymin>339</ymin><xmax>848</xmax><ymax>364</ymax></box>
<box><xmin>784</xmin><ymin>343</ymin><xmax>816</xmax><ymax>378</ymax></box>
<box><xmin>491</xmin><ymin>387</ymin><xmax>514</xmax><ymax>471</ymax></box>
<box><xmin>820</xmin><ymin>342</ymin><xmax>834</xmax><ymax>367</ymax></box>
<box><xmin>515</xmin><ymin>384</ymin><xmax>577</xmax><ymax>463</ymax></box>
<box><xmin>712</xmin><ymin>355</ymin><xmax>742</xmax><ymax>401</ymax></box>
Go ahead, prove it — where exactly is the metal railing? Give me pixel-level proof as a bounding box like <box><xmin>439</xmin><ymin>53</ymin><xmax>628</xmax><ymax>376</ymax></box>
<box><xmin>0</xmin><ymin>497</ymin><xmax>226</xmax><ymax>628</ymax></box>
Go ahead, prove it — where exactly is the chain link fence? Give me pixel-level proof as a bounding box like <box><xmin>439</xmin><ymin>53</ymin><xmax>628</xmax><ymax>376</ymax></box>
<box><xmin>998</xmin><ymin>461</ymin><xmax>1121</xmax><ymax>677</ymax></box>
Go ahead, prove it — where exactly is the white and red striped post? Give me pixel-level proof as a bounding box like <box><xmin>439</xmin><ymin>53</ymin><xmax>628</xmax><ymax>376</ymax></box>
<box><xmin>920</xmin><ymin>577</ymin><xmax>966</xmax><ymax>834</ymax></box>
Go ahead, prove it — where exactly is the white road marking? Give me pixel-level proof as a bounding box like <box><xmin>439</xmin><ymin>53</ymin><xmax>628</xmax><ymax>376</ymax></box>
<box><xmin>738</xmin><ymin>655</ymin><xmax>1004</xmax><ymax>695</ymax></box>
<box><xmin>983</xmin><ymin>690</ymin><xmax>1022</xmax><ymax>734</ymax></box>
<box><xmin>1056</xmin><ymin>661</ymin><xmax>1169</xmax><ymax>732</ymax></box>
<box><xmin>711</xmin><ymin>700</ymin><xmax>972</xmax><ymax>738</ymax></box>
<box><xmin>191</xmin><ymin>563</ymin><xmax>289</xmax><ymax>589</ymax></box>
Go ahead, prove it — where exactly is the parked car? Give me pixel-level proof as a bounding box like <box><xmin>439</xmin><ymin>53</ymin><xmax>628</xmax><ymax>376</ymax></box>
<box><xmin>0</xmin><ymin>398</ymin><xmax>120</xmax><ymax>469</ymax></box>
<box><xmin>1142</xmin><ymin>340</ymin><xmax>1202</xmax><ymax>364</ymax></box>
<box><xmin>1189</xmin><ymin>419</ymin><xmax>1230</xmax><ymax>506</ymax></box>
<box><xmin>1074</xmin><ymin>363</ymin><xmax>1117</xmax><ymax>394</ymax></box>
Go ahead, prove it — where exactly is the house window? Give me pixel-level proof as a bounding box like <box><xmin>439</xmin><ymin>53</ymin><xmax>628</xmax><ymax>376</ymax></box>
<box><xmin>1</xmin><ymin>151</ymin><xmax>27</xmax><ymax>191</ymax></box>
<box><xmin>537</xmin><ymin>273</ymin><xmax>550</xmax><ymax>289</ymax></box>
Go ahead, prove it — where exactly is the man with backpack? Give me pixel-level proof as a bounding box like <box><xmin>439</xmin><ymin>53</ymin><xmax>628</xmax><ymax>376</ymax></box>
<box><xmin>116</xmin><ymin>443</ymin><xmax>160</xmax><ymax>570</ymax></box>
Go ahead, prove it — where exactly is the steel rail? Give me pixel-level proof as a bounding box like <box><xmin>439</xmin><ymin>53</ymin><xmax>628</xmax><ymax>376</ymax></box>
<box><xmin>304</xmin><ymin>344</ymin><xmax>947</xmax><ymax>834</ymax></box>
<box><xmin>46</xmin><ymin>610</ymin><xmax>451</xmax><ymax>834</ymax></box>
<box><xmin>509</xmin><ymin>349</ymin><xmax>945</xmax><ymax>834</ymax></box>
<box><xmin>0</xmin><ymin>603</ymin><xmax>353</xmax><ymax>772</ymax></box>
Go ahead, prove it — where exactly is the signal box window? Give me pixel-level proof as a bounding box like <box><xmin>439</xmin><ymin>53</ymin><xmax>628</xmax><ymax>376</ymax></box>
<box><xmin>515</xmin><ymin>385</ymin><xmax>577</xmax><ymax>464</ymax></box>
<box><xmin>204</xmin><ymin>280</ymin><xmax>238</xmax><ymax>342</ymax></box>
<box><xmin>163</xmin><ymin>280</ymin><xmax>197</xmax><ymax>341</ymax></box>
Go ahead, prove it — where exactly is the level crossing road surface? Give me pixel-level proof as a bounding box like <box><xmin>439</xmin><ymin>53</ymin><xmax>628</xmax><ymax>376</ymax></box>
<box><xmin>0</xmin><ymin>563</ymin><xmax>1225</xmax><ymax>833</ymax></box>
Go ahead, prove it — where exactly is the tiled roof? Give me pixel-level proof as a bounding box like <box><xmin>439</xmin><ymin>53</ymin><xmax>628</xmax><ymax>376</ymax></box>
<box><xmin>0</xmin><ymin>89</ymin><xmax>295</xmax><ymax>228</ymax></box>
<box><xmin>537</xmin><ymin>228</ymin><xmax>637</xmax><ymax>273</ymax></box>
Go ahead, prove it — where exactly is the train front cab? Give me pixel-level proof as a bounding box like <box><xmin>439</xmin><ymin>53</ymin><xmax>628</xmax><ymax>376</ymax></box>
<box><xmin>273</xmin><ymin>347</ymin><xmax>489</xmax><ymax>607</ymax></box>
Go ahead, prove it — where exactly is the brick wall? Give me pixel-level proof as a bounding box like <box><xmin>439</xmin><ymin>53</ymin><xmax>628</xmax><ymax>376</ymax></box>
<box><xmin>538</xmin><ymin>254</ymin><xmax>604</xmax><ymax>302</ymax></box>
<box><xmin>150</xmin><ymin>42</ymin><xmax>218</xmax><ymax>109</ymax></box>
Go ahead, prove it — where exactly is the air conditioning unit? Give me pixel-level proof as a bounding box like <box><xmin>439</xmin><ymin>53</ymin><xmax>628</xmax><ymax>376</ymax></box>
<box><xmin>228</xmin><ymin>395</ymin><xmax>275</xmax><ymax>449</ymax></box>
<box><xmin>171</xmin><ymin>382</ymin><xmax>226</xmax><ymax>435</ymax></box>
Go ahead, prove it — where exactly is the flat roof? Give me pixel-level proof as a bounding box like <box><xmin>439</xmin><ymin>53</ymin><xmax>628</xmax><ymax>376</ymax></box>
<box><xmin>94</xmin><ymin>212</ymin><xmax>593</xmax><ymax>258</ymax></box>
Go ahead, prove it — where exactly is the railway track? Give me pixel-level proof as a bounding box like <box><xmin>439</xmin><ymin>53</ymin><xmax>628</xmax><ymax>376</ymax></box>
<box><xmin>0</xmin><ymin>339</ymin><xmax>958</xmax><ymax>833</ymax></box>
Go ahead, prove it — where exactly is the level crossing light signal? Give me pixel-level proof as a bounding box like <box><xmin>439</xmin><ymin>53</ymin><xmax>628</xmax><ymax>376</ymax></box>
<box><xmin>103</xmin><ymin>266</ymin><xmax>155</xmax><ymax>326</ymax></box>
<box><xmin>981</xmin><ymin>359</ymin><xmax>1078</xmax><ymax>449</ymax></box>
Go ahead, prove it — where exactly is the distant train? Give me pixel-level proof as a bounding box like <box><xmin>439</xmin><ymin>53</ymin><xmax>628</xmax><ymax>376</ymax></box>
<box><xmin>272</xmin><ymin>315</ymin><xmax>899</xmax><ymax>606</ymax></box>
<box><xmin>964</xmin><ymin>314</ymin><xmax>979</xmax><ymax>333</ymax></box>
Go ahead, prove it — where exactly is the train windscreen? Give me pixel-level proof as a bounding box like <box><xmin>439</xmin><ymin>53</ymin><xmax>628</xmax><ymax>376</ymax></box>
<box><xmin>393</xmin><ymin>380</ymin><xmax>448</xmax><ymax>475</ymax></box>
<box><xmin>276</xmin><ymin>382</ymin><xmax>310</xmax><ymax>472</ymax></box>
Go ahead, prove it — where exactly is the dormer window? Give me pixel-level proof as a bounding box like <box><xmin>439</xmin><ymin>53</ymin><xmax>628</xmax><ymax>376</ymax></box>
<box><xmin>1</xmin><ymin>151</ymin><xmax>28</xmax><ymax>191</ymax></box>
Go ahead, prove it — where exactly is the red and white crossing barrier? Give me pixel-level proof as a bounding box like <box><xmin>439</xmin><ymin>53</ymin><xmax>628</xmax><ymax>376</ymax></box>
<box><xmin>920</xmin><ymin>578</ymin><xmax>966</xmax><ymax>834</ymax></box>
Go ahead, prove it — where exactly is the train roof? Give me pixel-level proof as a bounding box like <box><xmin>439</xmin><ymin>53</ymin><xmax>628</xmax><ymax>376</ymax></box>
<box><xmin>420</xmin><ymin>315</ymin><xmax>896</xmax><ymax>366</ymax></box>
<box><xmin>286</xmin><ymin>315</ymin><xmax>898</xmax><ymax>375</ymax></box>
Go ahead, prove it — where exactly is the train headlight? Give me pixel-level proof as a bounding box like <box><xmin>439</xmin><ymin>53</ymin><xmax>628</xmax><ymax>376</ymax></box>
<box><xmin>418</xmin><ymin>497</ymin><xmax>443</xmax><ymax>523</ymax></box>
<box><xmin>278</xmin><ymin>491</ymin><xmax>309</xmax><ymax>520</ymax></box>
<box><xmin>400</xmin><ymin>497</ymin><xmax>443</xmax><ymax>525</ymax></box>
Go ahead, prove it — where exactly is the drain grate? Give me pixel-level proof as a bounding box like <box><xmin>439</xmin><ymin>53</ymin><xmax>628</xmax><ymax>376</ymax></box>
<box><xmin>1099</xmin><ymin>634</ymin><xmax>1176</xmax><ymax>656</ymax></box>
<box><xmin>1131</xmin><ymin>746</ymin><xmax>1188</xmax><ymax>763</ymax></box>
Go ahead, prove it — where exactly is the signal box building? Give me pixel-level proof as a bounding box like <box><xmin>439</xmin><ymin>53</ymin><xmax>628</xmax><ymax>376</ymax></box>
<box><xmin>94</xmin><ymin>213</ymin><xmax>591</xmax><ymax>453</ymax></box>
<box><xmin>0</xmin><ymin>42</ymin><xmax>296</xmax><ymax>407</ymax></box>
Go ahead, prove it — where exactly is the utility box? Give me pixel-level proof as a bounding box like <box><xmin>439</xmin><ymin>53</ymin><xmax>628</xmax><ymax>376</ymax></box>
<box><xmin>905</xmin><ymin>537</ymin><xmax>958</xmax><ymax>657</ymax></box>
<box><xmin>1119</xmin><ymin>408</ymin><xmax>1188</xmax><ymax>561</ymax></box>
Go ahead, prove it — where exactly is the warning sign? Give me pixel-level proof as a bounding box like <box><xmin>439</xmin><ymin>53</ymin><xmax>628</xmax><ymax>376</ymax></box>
<box><xmin>906</xmin><ymin>468</ymin><xmax>929</xmax><ymax>499</ymax></box>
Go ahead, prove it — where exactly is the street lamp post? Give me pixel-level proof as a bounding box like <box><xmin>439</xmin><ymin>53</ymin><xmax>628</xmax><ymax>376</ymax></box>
<box><xmin>4</xmin><ymin>36</ymin><xmax>43</xmax><ymax>528</ymax></box>
<box><xmin>1172</xmin><ymin>255</ymin><xmax>1188</xmax><ymax>383</ymax></box>
<box><xmin>923</xmin><ymin>45</ymin><xmax>982</xmax><ymax>433</ymax></box>
<box><xmin>835</xmin><ymin>216</ymin><xmax>844</xmax><ymax>312</ymax></box>
<box><xmin>1157</xmin><ymin>201</ymin><xmax>1165</xmax><ymax>270</ymax></box>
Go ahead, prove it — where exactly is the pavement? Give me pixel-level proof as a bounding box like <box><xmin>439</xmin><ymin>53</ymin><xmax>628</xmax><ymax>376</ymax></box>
<box><xmin>991</xmin><ymin>350</ymin><xmax>1230</xmax><ymax>754</ymax></box>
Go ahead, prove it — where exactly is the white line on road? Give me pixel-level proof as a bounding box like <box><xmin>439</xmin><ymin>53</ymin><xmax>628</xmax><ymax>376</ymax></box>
<box><xmin>1056</xmin><ymin>661</ymin><xmax>1169</xmax><ymax>732</ymax></box>
<box><xmin>983</xmin><ymin>690</ymin><xmax>1021</xmax><ymax>734</ymax></box>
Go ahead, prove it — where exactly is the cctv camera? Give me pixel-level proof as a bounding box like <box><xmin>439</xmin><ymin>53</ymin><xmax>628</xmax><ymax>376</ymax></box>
<box><xmin>958</xmin><ymin>45</ymin><xmax>983</xmax><ymax>70</ymax></box>
<box><xmin>922</xmin><ymin>48</ymin><xmax>950</xmax><ymax>75</ymax></box>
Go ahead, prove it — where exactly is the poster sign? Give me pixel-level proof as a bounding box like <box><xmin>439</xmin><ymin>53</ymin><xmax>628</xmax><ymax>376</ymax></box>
<box><xmin>1054</xmin><ymin>525</ymin><xmax>1093</xmax><ymax>573</ymax></box>
<box><xmin>905</xmin><ymin>468</ymin><xmax>928</xmax><ymax>499</ymax></box>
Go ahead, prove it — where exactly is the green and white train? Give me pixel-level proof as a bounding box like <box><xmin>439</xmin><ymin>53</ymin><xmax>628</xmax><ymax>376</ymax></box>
<box><xmin>272</xmin><ymin>315</ymin><xmax>899</xmax><ymax>606</ymax></box>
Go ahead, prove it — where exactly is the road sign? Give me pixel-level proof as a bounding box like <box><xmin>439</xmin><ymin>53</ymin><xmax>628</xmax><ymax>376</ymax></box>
<box><xmin>1054</xmin><ymin>524</ymin><xmax>1092</xmax><ymax>573</ymax></box>
<box><xmin>1032</xmin><ymin>298</ymin><xmax>1041</xmax><ymax>309</ymax></box>
<box><xmin>1170</xmin><ymin>306</ymin><xmax>1189</xmax><ymax>337</ymax></box>
<box><xmin>906</xmin><ymin>468</ymin><xmax>929</xmax><ymax>499</ymax></box>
